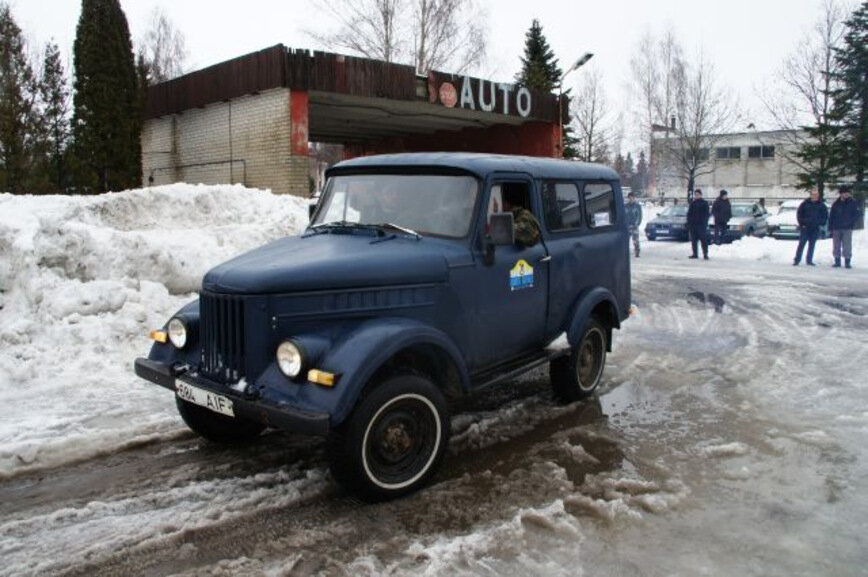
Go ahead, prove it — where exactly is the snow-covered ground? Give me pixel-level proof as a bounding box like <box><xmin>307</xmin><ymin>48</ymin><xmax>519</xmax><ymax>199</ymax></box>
<box><xmin>1</xmin><ymin>187</ymin><xmax>867</xmax><ymax>576</ymax></box>
<box><xmin>0</xmin><ymin>185</ymin><xmax>309</xmax><ymax>478</ymax></box>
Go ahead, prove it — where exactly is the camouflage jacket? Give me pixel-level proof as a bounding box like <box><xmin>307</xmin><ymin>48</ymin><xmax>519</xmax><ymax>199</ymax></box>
<box><xmin>512</xmin><ymin>207</ymin><xmax>541</xmax><ymax>247</ymax></box>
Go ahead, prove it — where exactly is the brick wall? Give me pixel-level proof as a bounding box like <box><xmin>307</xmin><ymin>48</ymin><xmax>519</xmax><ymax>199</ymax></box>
<box><xmin>141</xmin><ymin>87</ymin><xmax>309</xmax><ymax>196</ymax></box>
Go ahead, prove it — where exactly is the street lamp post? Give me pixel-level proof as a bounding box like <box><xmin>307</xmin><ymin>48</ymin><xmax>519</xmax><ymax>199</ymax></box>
<box><xmin>558</xmin><ymin>52</ymin><xmax>594</xmax><ymax>157</ymax></box>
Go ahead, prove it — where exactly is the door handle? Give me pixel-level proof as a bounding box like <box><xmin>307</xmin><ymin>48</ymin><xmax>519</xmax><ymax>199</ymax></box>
<box><xmin>539</xmin><ymin>255</ymin><xmax>552</xmax><ymax>263</ymax></box>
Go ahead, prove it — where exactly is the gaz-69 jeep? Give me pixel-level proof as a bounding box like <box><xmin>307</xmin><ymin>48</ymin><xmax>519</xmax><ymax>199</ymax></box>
<box><xmin>135</xmin><ymin>153</ymin><xmax>631</xmax><ymax>501</ymax></box>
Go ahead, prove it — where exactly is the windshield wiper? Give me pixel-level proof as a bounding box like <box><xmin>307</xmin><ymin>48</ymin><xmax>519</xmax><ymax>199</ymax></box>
<box><xmin>374</xmin><ymin>222</ymin><xmax>422</xmax><ymax>240</ymax></box>
<box><xmin>305</xmin><ymin>221</ymin><xmax>422</xmax><ymax>240</ymax></box>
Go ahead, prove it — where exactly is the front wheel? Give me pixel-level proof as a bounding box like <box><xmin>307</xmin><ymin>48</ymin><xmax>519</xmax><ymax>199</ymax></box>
<box><xmin>328</xmin><ymin>375</ymin><xmax>450</xmax><ymax>502</ymax></box>
<box><xmin>176</xmin><ymin>397</ymin><xmax>265</xmax><ymax>443</ymax></box>
<box><xmin>550</xmin><ymin>318</ymin><xmax>608</xmax><ymax>402</ymax></box>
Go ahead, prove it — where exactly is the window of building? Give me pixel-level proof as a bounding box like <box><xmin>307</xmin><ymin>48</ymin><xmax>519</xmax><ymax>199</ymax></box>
<box><xmin>541</xmin><ymin>182</ymin><xmax>582</xmax><ymax>231</ymax></box>
<box><xmin>698</xmin><ymin>148</ymin><xmax>709</xmax><ymax>161</ymax></box>
<box><xmin>716</xmin><ymin>147</ymin><xmax>741</xmax><ymax>160</ymax></box>
<box><xmin>748</xmin><ymin>145</ymin><xmax>775</xmax><ymax>159</ymax></box>
<box><xmin>584</xmin><ymin>182</ymin><xmax>616</xmax><ymax>228</ymax></box>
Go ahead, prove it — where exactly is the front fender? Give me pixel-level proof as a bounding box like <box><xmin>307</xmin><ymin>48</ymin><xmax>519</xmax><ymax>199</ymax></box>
<box><xmin>566</xmin><ymin>287</ymin><xmax>621</xmax><ymax>348</ymax></box>
<box><xmin>147</xmin><ymin>298</ymin><xmax>200</xmax><ymax>366</ymax></box>
<box><xmin>261</xmin><ymin>318</ymin><xmax>470</xmax><ymax>427</ymax></box>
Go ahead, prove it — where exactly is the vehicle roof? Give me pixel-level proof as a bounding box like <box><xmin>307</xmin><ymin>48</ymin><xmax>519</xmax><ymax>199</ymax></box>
<box><xmin>327</xmin><ymin>152</ymin><xmax>620</xmax><ymax>181</ymax></box>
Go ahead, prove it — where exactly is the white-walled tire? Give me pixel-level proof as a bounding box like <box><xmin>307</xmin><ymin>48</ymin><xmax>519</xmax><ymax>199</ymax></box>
<box><xmin>328</xmin><ymin>375</ymin><xmax>449</xmax><ymax>502</ymax></box>
<box><xmin>550</xmin><ymin>318</ymin><xmax>607</xmax><ymax>402</ymax></box>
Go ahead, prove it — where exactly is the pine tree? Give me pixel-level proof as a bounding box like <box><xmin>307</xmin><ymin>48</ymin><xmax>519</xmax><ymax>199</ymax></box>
<box><xmin>635</xmin><ymin>151</ymin><xmax>649</xmax><ymax>195</ymax></box>
<box><xmin>830</xmin><ymin>0</ymin><xmax>867</xmax><ymax>185</ymax></box>
<box><xmin>72</xmin><ymin>0</ymin><xmax>140</xmax><ymax>193</ymax></box>
<box><xmin>0</xmin><ymin>3</ymin><xmax>39</xmax><ymax>193</ymax></box>
<box><xmin>516</xmin><ymin>19</ymin><xmax>561</xmax><ymax>93</ymax></box>
<box><xmin>38</xmin><ymin>41</ymin><xmax>69</xmax><ymax>193</ymax></box>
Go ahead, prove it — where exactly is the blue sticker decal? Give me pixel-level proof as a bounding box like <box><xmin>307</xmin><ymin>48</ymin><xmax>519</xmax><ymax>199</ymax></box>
<box><xmin>510</xmin><ymin>259</ymin><xmax>534</xmax><ymax>291</ymax></box>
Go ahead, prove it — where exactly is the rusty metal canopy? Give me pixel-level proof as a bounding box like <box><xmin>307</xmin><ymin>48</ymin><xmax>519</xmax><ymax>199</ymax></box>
<box><xmin>146</xmin><ymin>45</ymin><xmax>563</xmax><ymax>144</ymax></box>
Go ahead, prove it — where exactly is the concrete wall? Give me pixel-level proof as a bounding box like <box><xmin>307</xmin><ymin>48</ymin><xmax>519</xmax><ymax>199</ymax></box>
<box><xmin>141</xmin><ymin>87</ymin><xmax>309</xmax><ymax>196</ymax></box>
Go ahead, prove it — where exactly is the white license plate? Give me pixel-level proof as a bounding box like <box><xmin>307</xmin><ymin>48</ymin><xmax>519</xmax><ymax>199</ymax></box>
<box><xmin>176</xmin><ymin>381</ymin><xmax>235</xmax><ymax>417</ymax></box>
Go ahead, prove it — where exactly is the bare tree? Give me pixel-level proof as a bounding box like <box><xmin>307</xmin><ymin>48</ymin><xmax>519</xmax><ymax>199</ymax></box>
<box><xmin>413</xmin><ymin>0</ymin><xmax>485</xmax><ymax>74</ymax></box>
<box><xmin>659</xmin><ymin>53</ymin><xmax>740</xmax><ymax>195</ymax></box>
<box><xmin>308</xmin><ymin>0</ymin><xmax>486</xmax><ymax>73</ymax></box>
<box><xmin>139</xmin><ymin>7</ymin><xmax>187</xmax><ymax>84</ymax></box>
<box><xmin>629</xmin><ymin>28</ymin><xmax>684</xmax><ymax>194</ymax></box>
<box><xmin>308</xmin><ymin>0</ymin><xmax>402</xmax><ymax>63</ymax></box>
<box><xmin>571</xmin><ymin>66</ymin><xmax>611</xmax><ymax>163</ymax></box>
<box><xmin>758</xmin><ymin>0</ymin><xmax>849</xmax><ymax>195</ymax></box>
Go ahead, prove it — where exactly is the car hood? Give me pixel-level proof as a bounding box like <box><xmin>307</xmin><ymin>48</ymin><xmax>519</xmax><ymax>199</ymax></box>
<box><xmin>727</xmin><ymin>216</ymin><xmax>755</xmax><ymax>226</ymax></box>
<box><xmin>202</xmin><ymin>233</ymin><xmax>450</xmax><ymax>294</ymax></box>
<box><xmin>768</xmin><ymin>212</ymin><xmax>798</xmax><ymax>226</ymax></box>
<box><xmin>649</xmin><ymin>215</ymin><xmax>687</xmax><ymax>224</ymax></box>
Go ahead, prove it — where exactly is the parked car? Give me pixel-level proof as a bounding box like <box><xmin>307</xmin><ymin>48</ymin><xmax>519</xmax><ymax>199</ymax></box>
<box><xmin>645</xmin><ymin>205</ymin><xmax>689</xmax><ymax>240</ymax></box>
<box><xmin>768</xmin><ymin>200</ymin><xmax>831</xmax><ymax>240</ymax></box>
<box><xmin>135</xmin><ymin>153</ymin><xmax>632</xmax><ymax>502</ymax></box>
<box><xmin>715</xmin><ymin>202</ymin><xmax>770</xmax><ymax>241</ymax></box>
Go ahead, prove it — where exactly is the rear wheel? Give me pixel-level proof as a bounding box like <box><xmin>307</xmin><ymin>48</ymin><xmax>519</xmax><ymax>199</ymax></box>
<box><xmin>646</xmin><ymin>232</ymin><xmax>656</xmax><ymax>241</ymax></box>
<box><xmin>328</xmin><ymin>374</ymin><xmax>450</xmax><ymax>502</ymax></box>
<box><xmin>176</xmin><ymin>397</ymin><xmax>265</xmax><ymax>443</ymax></box>
<box><xmin>550</xmin><ymin>318</ymin><xmax>608</xmax><ymax>402</ymax></box>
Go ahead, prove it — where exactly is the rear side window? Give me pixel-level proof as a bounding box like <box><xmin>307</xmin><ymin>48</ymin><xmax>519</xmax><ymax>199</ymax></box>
<box><xmin>541</xmin><ymin>181</ymin><xmax>582</xmax><ymax>231</ymax></box>
<box><xmin>584</xmin><ymin>182</ymin><xmax>617</xmax><ymax>228</ymax></box>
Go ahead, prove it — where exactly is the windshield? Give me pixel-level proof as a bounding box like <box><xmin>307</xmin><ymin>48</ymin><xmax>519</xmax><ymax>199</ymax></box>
<box><xmin>778</xmin><ymin>205</ymin><xmax>797</xmax><ymax>214</ymax></box>
<box><xmin>732</xmin><ymin>204</ymin><xmax>756</xmax><ymax>217</ymax></box>
<box><xmin>661</xmin><ymin>206</ymin><xmax>688</xmax><ymax>217</ymax></box>
<box><xmin>312</xmin><ymin>174</ymin><xmax>479</xmax><ymax>238</ymax></box>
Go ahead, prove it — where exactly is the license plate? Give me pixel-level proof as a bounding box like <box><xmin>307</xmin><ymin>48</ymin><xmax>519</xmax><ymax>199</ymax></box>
<box><xmin>176</xmin><ymin>381</ymin><xmax>235</xmax><ymax>417</ymax></box>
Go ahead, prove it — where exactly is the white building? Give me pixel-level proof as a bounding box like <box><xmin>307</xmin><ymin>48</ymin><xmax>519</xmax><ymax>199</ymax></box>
<box><xmin>654</xmin><ymin>129</ymin><xmax>809</xmax><ymax>203</ymax></box>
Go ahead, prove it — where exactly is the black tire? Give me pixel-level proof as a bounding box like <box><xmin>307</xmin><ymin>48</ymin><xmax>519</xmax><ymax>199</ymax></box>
<box><xmin>175</xmin><ymin>397</ymin><xmax>265</xmax><ymax>443</ymax></box>
<box><xmin>328</xmin><ymin>374</ymin><xmax>450</xmax><ymax>502</ymax></box>
<box><xmin>745</xmin><ymin>227</ymin><xmax>755</xmax><ymax>237</ymax></box>
<box><xmin>646</xmin><ymin>233</ymin><xmax>656</xmax><ymax>241</ymax></box>
<box><xmin>550</xmin><ymin>318</ymin><xmax>608</xmax><ymax>402</ymax></box>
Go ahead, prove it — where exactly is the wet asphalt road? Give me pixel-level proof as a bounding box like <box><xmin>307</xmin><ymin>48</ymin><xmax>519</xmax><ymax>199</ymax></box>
<box><xmin>2</xmin><ymin>253</ymin><xmax>867</xmax><ymax>576</ymax></box>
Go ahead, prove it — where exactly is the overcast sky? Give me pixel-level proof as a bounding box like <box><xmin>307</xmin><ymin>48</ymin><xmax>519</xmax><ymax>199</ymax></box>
<box><xmin>11</xmin><ymin>0</ymin><xmax>831</xmax><ymax>152</ymax></box>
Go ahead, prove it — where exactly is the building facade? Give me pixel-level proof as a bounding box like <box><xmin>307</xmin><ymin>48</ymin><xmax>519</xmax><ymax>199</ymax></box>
<box><xmin>654</xmin><ymin>129</ymin><xmax>808</xmax><ymax>202</ymax></box>
<box><xmin>142</xmin><ymin>46</ymin><xmax>565</xmax><ymax>196</ymax></box>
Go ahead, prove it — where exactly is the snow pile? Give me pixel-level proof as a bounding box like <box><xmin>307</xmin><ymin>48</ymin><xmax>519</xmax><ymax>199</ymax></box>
<box><xmin>0</xmin><ymin>184</ymin><xmax>308</xmax><ymax>478</ymax></box>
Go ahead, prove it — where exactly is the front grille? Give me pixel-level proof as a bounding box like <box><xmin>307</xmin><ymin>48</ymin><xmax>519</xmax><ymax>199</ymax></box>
<box><xmin>199</xmin><ymin>292</ymin><xmax>245</xmax><ymax>382</ymax></box>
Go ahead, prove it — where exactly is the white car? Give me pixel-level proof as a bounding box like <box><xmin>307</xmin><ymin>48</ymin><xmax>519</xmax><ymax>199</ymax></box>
<box><xmin>768</xmin><ymin>200</ymin><xmax>830</xmax><ymax>240</ymax></box>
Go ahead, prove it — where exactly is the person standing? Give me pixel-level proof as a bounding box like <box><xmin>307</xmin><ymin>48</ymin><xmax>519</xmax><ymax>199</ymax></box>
<box><xmin>625</xmin><ymin>192</ymin><xmax>643</xmax><ymax>257</ymax></box>
<box><xmin>711</xmin><ymin>190</ymin><xmax>732</xmax><ymax>245</ymax></box>
<box><xmin>793</xmin><ymin>189</ymin><xmax>829</xmax><ymax>266</ymax></box>
<box><xmin>687</xmin><ymin>189</ymin><xmax>710</xmax><ymax>260</ymax></box>
<box><xmin>828</xmin><ymin>185</ymin><xmax>861</xmax><ymax>268</ymax></box>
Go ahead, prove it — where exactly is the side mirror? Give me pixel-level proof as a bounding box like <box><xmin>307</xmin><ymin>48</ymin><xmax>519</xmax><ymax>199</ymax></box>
<box><xmin>489</xmin><ymin>212</ymin><xmax>515</xmax><ymax>246</ymax></box>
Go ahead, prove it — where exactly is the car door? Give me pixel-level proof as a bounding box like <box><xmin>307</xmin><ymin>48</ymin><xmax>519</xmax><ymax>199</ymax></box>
<box><xmin>539</xmin><ymin>180</ymin><xmax>597</xmax><ymax>337</ymax></box>
<box><xmin>460</xmin><ymin>174</ymin><xmax>550</xmax><ymax>369</ymax></box>
<box><xmin>754</xmin><ymin>204</ymin><xmax>769</xmax><ymax>235</ymax></box>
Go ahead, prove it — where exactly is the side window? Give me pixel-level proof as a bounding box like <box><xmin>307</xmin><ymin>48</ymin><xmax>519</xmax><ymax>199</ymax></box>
<box><xmin>486</xmin><ymin>182</ymin><xmax>533</xmax><ymax>226</ymax></box>
<box><xmin>584</xmin><ymin>182</ymin><xmax>617</xmax><ymax>228</ymax></box>
<box><xmin>541</xmin><ymin>181</ymin><xmax>582</xmax><ymax>231</ymax></box>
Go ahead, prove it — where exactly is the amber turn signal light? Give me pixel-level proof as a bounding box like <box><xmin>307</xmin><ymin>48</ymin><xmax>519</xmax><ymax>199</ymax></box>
<box><xmin>149</xmin><ymin>329</ymin><xmax>168</xmax><ymax>343</ymax></box>
<box><xmin>308</xmin><ymin>369</ymin><xmax>336</xmax><ymax>387</ymax></box>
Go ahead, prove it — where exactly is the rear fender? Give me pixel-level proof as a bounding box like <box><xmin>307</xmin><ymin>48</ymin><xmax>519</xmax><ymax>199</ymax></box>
<box><xmin>567</xmin><ymin>287</ymin><xmax>621</xmax><ymax>351</ymax></box>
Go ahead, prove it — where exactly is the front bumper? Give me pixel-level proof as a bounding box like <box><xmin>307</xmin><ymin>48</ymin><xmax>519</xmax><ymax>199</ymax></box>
<box><xmin>134</xmin><ymin>358</ymin><xmax>330</xmax><ymax>436</ymax></box>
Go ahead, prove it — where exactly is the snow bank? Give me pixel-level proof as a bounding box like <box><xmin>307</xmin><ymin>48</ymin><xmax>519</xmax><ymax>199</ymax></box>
<box><xmin>0</xmin><ymin>184</ymin><xmax>308</xmax><ymax>478</ymax></box>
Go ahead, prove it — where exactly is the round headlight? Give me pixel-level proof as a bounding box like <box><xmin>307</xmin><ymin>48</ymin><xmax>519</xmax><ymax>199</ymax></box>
<box><xmin>167</xmin><ymin>318</ymin><xmax>187</xmax><ymax>349</ymax></box>
<box><xmin>276</xmin><ymin>341</ymin><xmax>305</xmax><ymax>378</ymax></box>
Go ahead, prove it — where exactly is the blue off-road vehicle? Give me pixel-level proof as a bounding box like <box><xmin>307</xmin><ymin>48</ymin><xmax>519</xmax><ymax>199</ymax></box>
<box><xmin>135</xmin><ymin>153</ymin><xmax>631</xmax><ymax>501</ymax></box>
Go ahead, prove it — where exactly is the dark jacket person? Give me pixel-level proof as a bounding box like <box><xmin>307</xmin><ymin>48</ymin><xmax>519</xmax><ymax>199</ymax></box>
<box><xmin>829</xmin><ymin>187</ymin><xmax>861</xmax><ymax>268</ymax></box>
<box><xmin>686</xmin><ymin>189</ymin><xmax>710</xmax><ymax>259</ymax></box>
<box><xmin>711</xmin><ymin>190</ymin><xmax>732</xmax><ymax>244</ymax></box>
<box><xmin>793</xmin><ymin>189</ymin><xmax>828</xmax><ymax>266</ymax></box>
